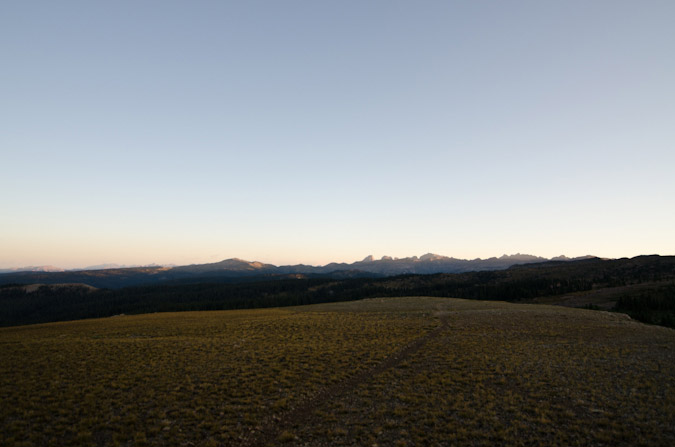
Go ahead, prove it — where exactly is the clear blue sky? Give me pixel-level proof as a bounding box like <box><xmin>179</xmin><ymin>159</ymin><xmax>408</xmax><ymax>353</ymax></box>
<box><xmin>2</xmin><ymin>1</ymin><xmax>674</xmax><ymax>269</ymax></box>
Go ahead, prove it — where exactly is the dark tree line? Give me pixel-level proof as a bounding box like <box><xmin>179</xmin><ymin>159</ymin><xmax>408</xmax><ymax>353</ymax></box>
<box><xmin>613</xmin><ymin>284</ymin><xmax>675</xmax><ymax>328</ymax></box>
<box><xmin>0</xmin><ymin>273</ymin><xmax>616</xmax><ymax>327</ymax></box>
<box><xmin>2</xmin><ymin>256</ymin><xmax>674</xmax><ymax>328</ymax></box>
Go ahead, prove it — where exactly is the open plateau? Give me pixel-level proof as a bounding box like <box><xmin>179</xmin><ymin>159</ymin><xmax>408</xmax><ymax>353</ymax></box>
<box><xmin>1</xmin><ymin>299</ymin><xmax>674</xmax><ymax>446</ymax></box>
<box><xmin>1</xmin><ymin>256</ymin><xmax>674</xmax><ymax>446</ymax></box>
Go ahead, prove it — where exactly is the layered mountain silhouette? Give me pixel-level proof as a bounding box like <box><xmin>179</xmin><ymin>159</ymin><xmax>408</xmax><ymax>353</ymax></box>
<box><xmin>0</xmin><ymin>253</ymin><xmax>595</xmax><ymax>289</ymax></box>
<box><xmin>3</xmin><ymin>255</ymin><xmax>673</xmax><ymax>329</ymax></box>
<box><xmin>172</xmin><ymin>253</ymin><xmax>596</xmax><ymax>276</ymax></box>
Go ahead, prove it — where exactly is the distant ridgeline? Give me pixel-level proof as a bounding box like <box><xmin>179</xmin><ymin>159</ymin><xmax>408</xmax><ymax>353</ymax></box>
<box><xmin>0</xmin><ymin>255</ymin><xmax>673</xmax><ymax>328</ymax></box>
<box><xmin>0</xmin><ymin>253</ymin><xmax>594</xmax><ymax>289</ymax></box>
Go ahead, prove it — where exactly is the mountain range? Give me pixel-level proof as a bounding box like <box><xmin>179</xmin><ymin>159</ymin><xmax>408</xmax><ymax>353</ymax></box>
<box><xmin>0</xmin><ymin>253</ymin><xmax>595</xmax><ymax>289</ymax></box>
<box><xmin>170</xmin><ymin>253</ymin><xmax>595</xmax><ymax>276</ymax></box>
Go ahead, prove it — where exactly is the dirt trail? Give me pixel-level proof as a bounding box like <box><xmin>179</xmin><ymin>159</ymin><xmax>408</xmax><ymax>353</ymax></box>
<box><xmin>242</xmin><ymin>311</ymin><xmax>450</xmax><ymax>446</ymax></box>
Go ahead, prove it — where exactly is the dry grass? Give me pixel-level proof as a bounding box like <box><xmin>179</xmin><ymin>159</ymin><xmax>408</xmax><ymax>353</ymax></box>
<box><xmin>1</xmin><ymin>297</ymin><xmax>673</xmax><ymax>446</ymax></box>
<box><xmin>294</xmin><ymin>300</ymin><xmax>675</xmax><ymax>446</ymax></box>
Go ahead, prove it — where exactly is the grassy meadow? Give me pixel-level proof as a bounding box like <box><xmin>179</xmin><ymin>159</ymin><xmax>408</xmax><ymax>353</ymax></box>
<box><xmin>1</xmin><ymin>297</ymin><xmax>673</xmax><ymax>446</ymax></box>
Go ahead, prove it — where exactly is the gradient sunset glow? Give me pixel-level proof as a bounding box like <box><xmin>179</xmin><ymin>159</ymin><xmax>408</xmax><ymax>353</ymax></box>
<box><xmin>2</xmin><ymin>1</ymin><xmax>674</xmax><ymax>270</ymax></box>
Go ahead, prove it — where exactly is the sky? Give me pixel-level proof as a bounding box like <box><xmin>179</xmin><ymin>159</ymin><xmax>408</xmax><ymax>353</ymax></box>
<box><xmin>1</xmin><ymin>1</ymin><xmax>674</xmax><ymax>269</ymax></box>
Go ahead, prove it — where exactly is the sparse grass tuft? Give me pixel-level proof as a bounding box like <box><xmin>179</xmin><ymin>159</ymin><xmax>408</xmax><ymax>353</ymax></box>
<box><xmin>277</xmin><ymin>430</ymin><xmax>296</xmax><ymax>442</ymax></box>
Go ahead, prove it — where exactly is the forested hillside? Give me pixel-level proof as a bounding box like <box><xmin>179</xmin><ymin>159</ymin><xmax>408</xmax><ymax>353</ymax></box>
<box><xmin>1</xmin><ymin>256</ymin><xmax>673</xmax><ymax>327</ymax></box>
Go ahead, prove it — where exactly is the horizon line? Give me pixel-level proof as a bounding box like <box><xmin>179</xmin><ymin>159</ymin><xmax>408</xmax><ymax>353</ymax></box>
<box><xmin>0</xmin><ymin>251</ymin><xmax>628</xmax><ymax>273</ymax></box>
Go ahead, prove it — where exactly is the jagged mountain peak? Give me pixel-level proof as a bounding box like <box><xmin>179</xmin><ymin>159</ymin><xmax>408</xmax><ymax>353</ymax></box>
<box><xmin>0</xmin><ymin>253</ymin><xmax>601</xmax><ymax>288</ymax></box>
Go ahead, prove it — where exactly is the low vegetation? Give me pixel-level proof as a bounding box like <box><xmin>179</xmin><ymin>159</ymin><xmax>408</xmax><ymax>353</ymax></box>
<box><xmin>0</xmin><ymin>300</ymin><xmax>433</xmax><ymax>446</ymax></box>
<box><xmin>1</xmin><ymin>297</ymin><xmax>673</xmax><ymax>446</ymax></box>
<box><xmin>293</xmin><ymin>301</ymin><xmax>674</xmax><ymax>446</ymax></box>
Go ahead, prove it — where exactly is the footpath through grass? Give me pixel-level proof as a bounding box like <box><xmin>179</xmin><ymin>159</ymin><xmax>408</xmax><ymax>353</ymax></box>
<box><xmin>0</xmin><ymin>297</ymin><xmax>673</xmax><ymax>446</ymax></box>
<box><xmin>297</xmin><ymin>300</ymin><xmax>674</xmax><ymax>446</ymax></box>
